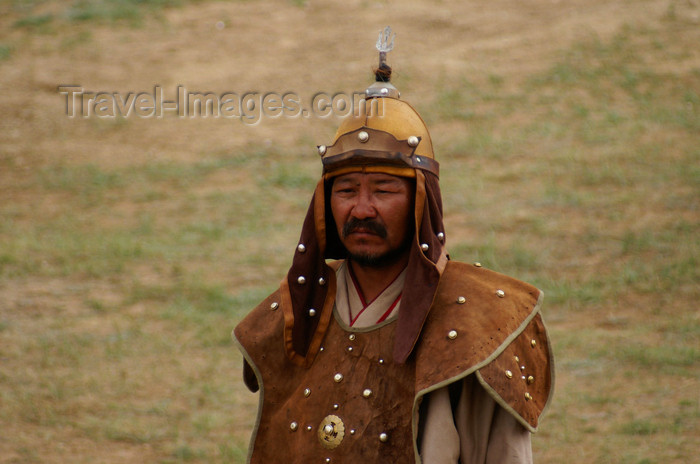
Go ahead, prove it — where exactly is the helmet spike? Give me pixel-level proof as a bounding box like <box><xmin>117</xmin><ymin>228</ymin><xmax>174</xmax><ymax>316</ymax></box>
<box><xmin>376</xmin><ymin>26</ymin><xmax>395</xmax><ymax>79</ymax></box>
<box><xmin>367</xmin><ymin>26</ymin><xmax>399</xmax><ymax>97</ymax></box>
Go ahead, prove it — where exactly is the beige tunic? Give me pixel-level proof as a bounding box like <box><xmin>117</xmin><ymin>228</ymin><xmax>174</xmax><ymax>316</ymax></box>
<box><xmin>335</xmin><ymin>262</ymin><xmax>533</xmax><ymax>464</ymax></box>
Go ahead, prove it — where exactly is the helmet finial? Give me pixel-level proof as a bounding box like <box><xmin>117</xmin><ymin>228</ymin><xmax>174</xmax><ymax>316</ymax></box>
<box><xmin>367</xmin><ymin>26</ymin><xmax>399</xmax><ymax>98</ymax></box>
<box><xmin>376</xmin><ymin>26</ymin><xmax>395</xmax><ymax>78</ymax></box>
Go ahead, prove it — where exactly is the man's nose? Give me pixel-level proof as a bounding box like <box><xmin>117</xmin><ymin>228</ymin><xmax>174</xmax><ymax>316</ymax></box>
<box><xmin>350</xmin><ymin>191</ymin><xmax>377</xmax><ymax>219</ymax></box>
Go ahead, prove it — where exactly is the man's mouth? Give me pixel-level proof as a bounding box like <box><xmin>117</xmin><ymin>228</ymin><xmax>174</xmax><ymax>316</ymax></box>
<box><xmin>349</xmin><ymin>227</ymin><xmax>375</xmax><ymax>235</ymax></box>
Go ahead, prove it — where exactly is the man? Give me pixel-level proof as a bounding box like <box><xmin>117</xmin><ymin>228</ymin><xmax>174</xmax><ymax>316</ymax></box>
<box><xmin>233</xmin><ymin>29</ymin><xmax>553</xmax><ymax>464</ymax></box>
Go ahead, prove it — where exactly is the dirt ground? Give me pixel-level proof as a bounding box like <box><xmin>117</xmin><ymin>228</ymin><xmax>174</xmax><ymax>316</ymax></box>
<box><xmin>2</xmin><ymin>0</ymin><xmax>692</xmax><ymax>169</ymax></box>
<box><xmin>1</xmin><ymin>0</ymin><xmax>699</xmax><ymax>463</ymax></box>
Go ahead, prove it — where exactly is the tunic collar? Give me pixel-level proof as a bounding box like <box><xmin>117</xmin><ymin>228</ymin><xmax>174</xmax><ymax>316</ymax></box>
<box><xmin>335</xmin><ymin>260</ymin><xmax>406</xmax><ymax>328</ymax></box>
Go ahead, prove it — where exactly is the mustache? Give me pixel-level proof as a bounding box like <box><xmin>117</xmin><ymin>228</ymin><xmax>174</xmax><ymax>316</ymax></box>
<box><xmin>342</xmin><ymin>218</ymin><xmax>387</xmax><ymax>239</ymax></box>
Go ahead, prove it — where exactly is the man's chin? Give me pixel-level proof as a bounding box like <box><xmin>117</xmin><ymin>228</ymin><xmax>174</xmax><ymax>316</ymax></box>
<box><xmin>347</xmin><ymin>247</ymin><xmax>409</xmax><ymax>268</ymax></box>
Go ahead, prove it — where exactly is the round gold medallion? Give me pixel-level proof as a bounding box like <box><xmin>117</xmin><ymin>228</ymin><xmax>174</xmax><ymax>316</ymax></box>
<box><xmin>318</xmin><ymin>415</ymin><xmax>345</xmax><ymax>449</ymax></box>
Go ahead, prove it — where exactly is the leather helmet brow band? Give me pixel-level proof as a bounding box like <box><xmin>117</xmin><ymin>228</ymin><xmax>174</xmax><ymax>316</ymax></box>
<box><xmin>320</xmin><ymin>127</ymin><xmax>439</xmax><ymax>177</ymax></box>
<box><xmin>322</xmin><ymin>149</ymin><xmax>439</xmax><ymax>177</ymax></box>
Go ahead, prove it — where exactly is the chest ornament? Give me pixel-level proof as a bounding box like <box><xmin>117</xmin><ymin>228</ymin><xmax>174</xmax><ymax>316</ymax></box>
<box><xmin>318</xmin><ymin>414</ymin><xmax>345</xmax><ymax>449</ymax></box>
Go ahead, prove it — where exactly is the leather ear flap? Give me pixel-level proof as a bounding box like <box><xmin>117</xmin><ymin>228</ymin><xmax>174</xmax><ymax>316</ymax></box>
<box><xmin>393</xmin><ymin>171</ymin><xmax>447</xmax><ymax>363</ymax></box>
<box><xmin>282</xmin><ymin>181</ymin><xmax>336</xmax><ymax>367</ymax></box>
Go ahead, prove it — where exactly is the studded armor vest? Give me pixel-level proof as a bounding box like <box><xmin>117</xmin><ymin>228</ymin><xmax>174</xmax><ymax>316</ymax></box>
<box><xmin>233</xmin><ymin>261</ymin><xmax>554</xmax><ymax>464</ymax></box>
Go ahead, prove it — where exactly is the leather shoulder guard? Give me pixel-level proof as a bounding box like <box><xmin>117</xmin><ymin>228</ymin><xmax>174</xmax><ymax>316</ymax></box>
<box><xmin>414</xmin><ymin>261</ymin><xmax>554</xmax><ymax>432</ymax></box>
<box><xmin>233</xmin><ymin>289</ymin><xmax>285</xmax><ymax>393</ymax></box>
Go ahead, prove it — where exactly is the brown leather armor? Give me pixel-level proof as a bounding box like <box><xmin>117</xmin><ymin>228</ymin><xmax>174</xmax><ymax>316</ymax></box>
<box><xmin>233</xmin><ymin>261</ymin><xmax>554</xmax><ymax>464</ymax></box>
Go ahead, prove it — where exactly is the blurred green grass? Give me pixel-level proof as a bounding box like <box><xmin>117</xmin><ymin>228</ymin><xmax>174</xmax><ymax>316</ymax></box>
<box><xmin>1</xmin><ymin>6</ymin><xmax>699</xmax><ymax>464</ymax></box>
<box><xmin>11</xmin><ymin>0</ymin><xmax>189</xmax><ymax>29</ymax></box>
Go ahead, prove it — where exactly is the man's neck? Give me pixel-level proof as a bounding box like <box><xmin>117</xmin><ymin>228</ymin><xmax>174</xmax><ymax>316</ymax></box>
<box><xmin>348</xmin><ymin>255</ymin><xmax>409</xmax><ymax>303</ymax></box>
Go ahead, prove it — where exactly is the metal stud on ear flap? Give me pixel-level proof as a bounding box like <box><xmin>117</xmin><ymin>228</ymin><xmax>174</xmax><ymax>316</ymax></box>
<box><xmin>421</xmin><ymin>243</ymin><xmax>429</xmax><ymax>252</ymax></box>
<box><xmin>297</xmin><ymin>244</ymin><xmax>306</xmax><ymax>253</ymax></box>
<box><xmin>437</xmin><ymin>232</ymin><xmax>445</xmax><ymax>242</ymax></box>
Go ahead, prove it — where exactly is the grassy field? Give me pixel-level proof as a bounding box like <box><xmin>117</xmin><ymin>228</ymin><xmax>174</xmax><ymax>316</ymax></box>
<box><xmin>1</xmin><ymin>0</ymin><xmax>698</xmax><ymax>463</ymax></box>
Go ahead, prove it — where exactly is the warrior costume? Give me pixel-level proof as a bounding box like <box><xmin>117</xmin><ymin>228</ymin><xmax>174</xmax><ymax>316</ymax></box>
<box><xmin>233</xmin><ymin>28</ymin><xmax>554</xmax><ymax>464</ymax></box>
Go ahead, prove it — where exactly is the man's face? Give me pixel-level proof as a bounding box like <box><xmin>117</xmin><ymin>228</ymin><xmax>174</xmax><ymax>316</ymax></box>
<box><xmin>330</xmin><ymin>172</ymin><xmax>414</xmax><ymax>267</ymax></box>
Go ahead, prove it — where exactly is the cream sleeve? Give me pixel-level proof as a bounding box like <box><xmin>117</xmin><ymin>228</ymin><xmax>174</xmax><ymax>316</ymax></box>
<box><xmin>420</xmin><ymin>374</ymin><xmax>533</xmax><ymax>464</ymax></box>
